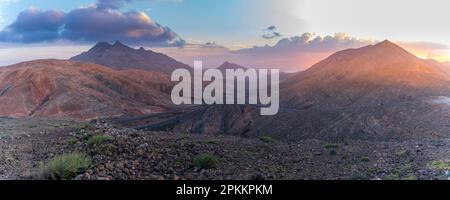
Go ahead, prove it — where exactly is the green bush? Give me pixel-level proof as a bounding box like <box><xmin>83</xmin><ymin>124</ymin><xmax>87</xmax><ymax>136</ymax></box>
<box><xmin>360</xmin><ymin>156</ymin><xmax>370</xmax><ymax>162</ymax></box>
<box><xmin>194</xmin><ymin>154</ymin><xmax>219</xmax><ymax>169</ymax></box>
<box><xmin>324</xmin><ymin>143</ymin><xmax>339</xmax><ymax>149</ymax></box>
<box><xmin>87</xmin><ymin>135</ymin><xmax>114</xmax><ymax>146</ymax></box>
<box><xmin>39</xmin><ymin>153</ymin><xmax>91</xmax><ymax>180</ymax></box>
<box><xmin>205</xmin><ymin>140</ymin><xmax>218</xmax><ymax>145</ymax></box>
<box><xmin>428</xmin><ymin>160</ymin><xmax>450</xmax><ymax>170</ymax></box>
<box><xmin>259</xmin><ymin>136</ymin><xmax>276</xmax><ymax>143</ymax></box>
<box><xmin>75</xmin><ymin>124</ymin><xmax>93</xmax><ymax>134</ymax></box>
<box><xmin>67</xmin><ymin>138</ymin><xmax>79</xmax><ymax>145</ymax></box>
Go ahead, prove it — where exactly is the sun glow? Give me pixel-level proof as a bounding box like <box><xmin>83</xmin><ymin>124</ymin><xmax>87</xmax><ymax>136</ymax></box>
<box><xmin>398</xmin><ymin>42</ymin><xmax>450</xmax><ymax>62</ymax></box>
<box><xmin>430</xmin><ymin>55</ymin><xmax>450</xmax><ymax>62</ymax></box>
<box><xmin>410</xmin><ymin>50</ymin><xmax>450</xmax><ymax>62</ymax></box>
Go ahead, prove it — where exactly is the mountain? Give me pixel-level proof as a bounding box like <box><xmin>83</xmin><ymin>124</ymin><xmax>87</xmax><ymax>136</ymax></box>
<box><xmin>281</xmin><ymin>40</ymin><xmax>450</xmax><ymax>108</ymax></box>
<box><xmin>0</xmin><ymin>59</ymin><xmax>174</xmax><ymax>120</ymax></box>
<box><xmin>140</xmin><ymin>41</ymin><xmax>450</xmax><ymax>141</ymax></box>
<box><xmin>443</xmin><ymin>61</ymin><xmax>450</xmax><ymax>72</ymax></box>
<box><xmin>217</xmin><ymin>61</ymin><xmax>246</xmax><ymax>72</ymax></box>
<box><xmin>257</xmin><ymin>40</ymin><xmax>450</xmax><ymax>141</ymax></box>
<box><xmin>70</xmin><ymin>41</ymin><xmax>191</xmax><ymax>74</ymax></box>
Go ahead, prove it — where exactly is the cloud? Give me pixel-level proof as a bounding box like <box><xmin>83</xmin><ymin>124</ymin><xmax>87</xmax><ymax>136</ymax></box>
<box><xmin>262</xmin><ymin>25</ymin><xmax>282</xmax><ymax>40</ymax></box>
<box><xmin>0</xmin><ymin>0</ymin><xmax>185</xmax><ymax>47</ymax></box>
<box><xmin>158</xmin><ymin>33</ymin><xmax>376</xmax><ymax>71</ymax></box>
<box><xmin>246</xmin><ymin>32</ymin><xmax>373</xmax><ymax>53</ymax></box>
<box><xmin>262</xmin><ymin>32</ymin><xmax>282</xmax><ymax>39</ymax></box>
<box><xmin>230</xmin><ymin>33</ymin><xmax>374</xmax><ymax>70</ymax></box>
<box><xmin>167</xmin><ymin>33</ymin><xmax>450</xmax><ymax>71</ymax></box>
<box><xmin>96</xmin><ymin>0</ymin><xmax>131</xmax><ymax>10</ymax></box>
<box><xmin>0</xmin><ymin>7</ymin><xmax>65</xmax><ymax>43</ymax></box>
<box><xmin>267</xmin><ymin>26</ymin><xmax>276</xmax><ymax>31</ymax></box>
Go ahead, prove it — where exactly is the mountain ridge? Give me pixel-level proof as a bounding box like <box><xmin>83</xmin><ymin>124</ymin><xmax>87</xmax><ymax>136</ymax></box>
<box><xmin>153</xmin><ymin>40</ymin><xmax>450</xmax><ymax>141</ymax></box>
<box><xmin>70</xmin><ymin>41</ymin><xmax>191</xmax><ymax>74</ymax></box>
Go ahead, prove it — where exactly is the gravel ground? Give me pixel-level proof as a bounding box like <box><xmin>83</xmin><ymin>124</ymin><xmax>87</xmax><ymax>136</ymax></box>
<box><xmin>0</xmin><ymin>118</ymin><xmax>449</xmax><ymax>180</ymax></box>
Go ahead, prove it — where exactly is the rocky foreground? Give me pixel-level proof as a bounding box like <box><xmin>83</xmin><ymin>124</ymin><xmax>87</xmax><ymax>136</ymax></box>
<box><xmin>0</xmin><ymin>118</ymin><xmax>449</xmax><ymax>180</ymax></box>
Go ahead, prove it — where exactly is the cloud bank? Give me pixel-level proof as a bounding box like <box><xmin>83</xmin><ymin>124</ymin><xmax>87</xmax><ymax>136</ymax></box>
<box><xmin>158</xmin><ymin>33</ymin><xmax>376</xmax><ymax>71</ymax></box>
<box><xmin>0</xmin><ymin>0</ymin><xmax>185</xmax><ymax>47</ymax></box>
<box><xmin>240</xmin><ymin>32</ymin><xmax>373</xmax><ymax>54</ymax></box>
<box><xmin>161</xmin><ymin>32</ymin><xmax>450</xmax><ymax>72</ymax></box>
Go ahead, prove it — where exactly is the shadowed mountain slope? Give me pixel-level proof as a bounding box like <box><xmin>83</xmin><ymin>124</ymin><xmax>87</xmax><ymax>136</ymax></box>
<box><xmin>70</xmin><ymin>41</ymin><xmax>191</xmax><ymax>74</ymax></box>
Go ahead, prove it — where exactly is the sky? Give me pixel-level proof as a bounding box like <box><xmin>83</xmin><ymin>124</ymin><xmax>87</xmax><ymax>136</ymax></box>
<box><xmin>1</xmin><ymin>0</ymin><xmax>450</xmax><ymax>71</ymax></box>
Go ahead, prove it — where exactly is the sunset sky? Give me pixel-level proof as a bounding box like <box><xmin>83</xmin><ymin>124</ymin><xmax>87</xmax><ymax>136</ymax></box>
<box><xmin>1</xmin><ymin>0</ymin><xmax>450</xmax><ymax>71</ymax></box>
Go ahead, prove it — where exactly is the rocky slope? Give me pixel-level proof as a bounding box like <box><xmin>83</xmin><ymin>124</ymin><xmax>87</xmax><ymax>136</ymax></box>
<box><xmin>1</xmin><ymin>118</ymin><xmax>449</xmax><ymax>180</ymax></box>
<box><xmin>71</xmin><ymin>41</ymin><xmax>191</xmax><ymax>74</ymax></box>
<box><xmin>0</xmin><ymin>59</ymin><xmax>174</xmax><ymax>120</ymax></box>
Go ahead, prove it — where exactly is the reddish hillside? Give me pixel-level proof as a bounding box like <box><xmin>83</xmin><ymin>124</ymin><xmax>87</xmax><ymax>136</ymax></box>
<box><xmin>0</xmin><ymin>59</ymin><xmax>173</xmax><ymax>120</ymax></box>
<box><xmin>281</xmin><ymin>40</ymin><xmax>450</xmax><ymax>108</ymax></box>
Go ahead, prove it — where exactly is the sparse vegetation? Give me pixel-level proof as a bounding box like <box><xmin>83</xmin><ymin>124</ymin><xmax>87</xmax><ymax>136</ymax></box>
<box><xmin>39</xmin><ymin>153</ymin><xmax>91</xmax><ymax>180</ymax></box>
<box><xmin>75</xmin><ymin>124</ymin><xmax>94</xmax><ymax>134</ymax></box>
<box><xmin>67</xmin><ymin>138</ymin><xmax>78</xmax><ymax>145</ymax></box>
<box><xmin>385</xmin><ymin>164</ymin><xmax>413</xmax><ymax>180</ymax></box>
<box><xmin>402</xmin><ymin>175</ymin><xmax>418</xmax><ymax>180</ymax></box>
<box><xmin>87</xmin><ymin>135</ymin><xmax>114</xmax><ymax>146</ymax></box>
<box><xmin>395</xmin><ymin>150</ymin><xmax>409</xmax><ymax>157</ymax></box>
<box><xmin>385</xmin><ymin>172</ymin><xmax>400</xmax><ymax>180</ymax></box>
<box><xmin>366</xmin><ymin>167</ymin><xmax>379</xmax><ymax>176</ymax></box>
<box><xmin>90</xmin><ymin>143</ymin><xmax>117</xmax><ymax>155</ymax></box>
<box><xmin>360</xmin><ymin>156</ymin><xmax>370</xmax><ymax>162</ymax></box>
<box><xmin>194</xmin><ymin>154</ymin><xmax>219</xmax><ymax>169</ymax></box>
<box><xmin>324</xmin><ymin>143</ymin><xmax>339</xmax><ymax>149</ymax></box>
<box><xmin>259</xmin><ymin>136</ymin><xmax>276</xmax><ymax>143</ymax></box>
<box><xmin>206</xmin><ymin>140</ymin><xmax>217</xmax><ymax>145</ymax></box>
<box><xmin>428</xmin><ymin>160</ymin><xmax>450</xmax><ymax>170</ymax></box>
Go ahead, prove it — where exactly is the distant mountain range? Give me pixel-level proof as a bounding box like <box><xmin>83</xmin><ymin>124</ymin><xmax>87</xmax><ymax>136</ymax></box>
<box><xmin>2</xmin><ymin>40</ymin><xmax>450</xmax><ymax>142</ymax></box>
<box><xmin>70</xmin><ymin>41</ymin><xmax>191</xmax><ymax>74</ymax></box>
<box><xmin>163</xmin><ymin>40</ymin><xmax>450</xmax><ymax>141</ymax></box>
<box><xmin>0</xmin><ymin>42</ymin><xmax>294</xmax><ymax>120</ymax></box>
